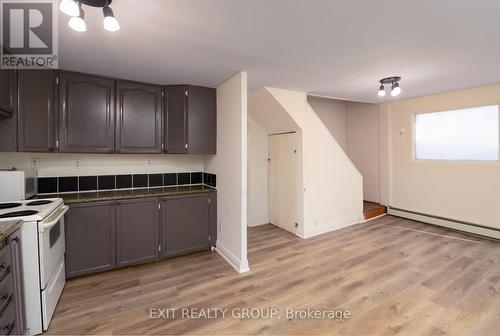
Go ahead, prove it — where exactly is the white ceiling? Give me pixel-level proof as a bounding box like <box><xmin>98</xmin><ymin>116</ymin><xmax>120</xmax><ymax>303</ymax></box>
<box><xmin>58</xmin><ymin>0</ymin><xmax>500</xmax><ymax>103</ymax></box>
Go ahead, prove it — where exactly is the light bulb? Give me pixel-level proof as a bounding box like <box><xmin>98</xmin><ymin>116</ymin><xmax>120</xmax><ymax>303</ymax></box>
<box><xmin>69</xmin><ymin>16</ymin><xmax>86</xmax><ymax>32</ymax></box>
<box><xmin>59</xmin><ymin>0</ymin><xmax>79</xmax><ymax>17</ymax></box>
<box><xmin>377</xmin><ymin>85</ymin><xmax>386</xmax><ymax>97</ymax></box>
<box><xmin>103</xmin><ymin>6</ymin><xmax>120</xmax><ymax>32</ymax></box>
<box><xmin>391</xmin><ymin>82</ymin><xmax>401</xmax><ymax>96</ymax></box>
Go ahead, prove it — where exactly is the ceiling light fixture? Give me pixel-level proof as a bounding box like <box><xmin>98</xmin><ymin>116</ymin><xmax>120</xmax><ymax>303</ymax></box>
<box><xmin>377</xmin><ymin>76</ymin><xmax>402</xmax><ymax>98</ymax></box>
<box><xmin>68</xmin><ymin>4</ymin><xmax>86</xmax><ymax>32</ymax></box>
<box><xmin>61</xmin><ymin>0</ymin><xmax>120</xmax><ymax>32</ymax></box>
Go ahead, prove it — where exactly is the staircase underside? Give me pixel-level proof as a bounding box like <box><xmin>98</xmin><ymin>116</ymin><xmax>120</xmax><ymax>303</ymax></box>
<box><xmin>363</xmin><ymin>201</ymin><xmax>386</xmax><ymax>220</ymax></box>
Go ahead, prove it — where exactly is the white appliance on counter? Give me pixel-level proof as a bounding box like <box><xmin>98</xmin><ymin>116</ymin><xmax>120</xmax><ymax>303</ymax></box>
<box><xmin>0</xmin><ymin>168</ymin><xmax>38</xmax><ymax>202</ymax></box>
<box><xmin>0</xmin><ymin>198</ymin><xmax>67</xmax><ymax>335</ymax></box>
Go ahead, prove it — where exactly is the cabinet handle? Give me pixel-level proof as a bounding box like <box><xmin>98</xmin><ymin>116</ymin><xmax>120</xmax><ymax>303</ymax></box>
<box><xmin>185</xmin><ymin>144</ymin><xmax>188</xmax><ymax>150</ymax></box>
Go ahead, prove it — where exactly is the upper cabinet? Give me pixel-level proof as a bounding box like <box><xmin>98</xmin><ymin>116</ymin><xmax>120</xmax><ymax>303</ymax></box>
<box><xmin>116</xmin><ymin>81</ymin><xmax>162</xmax><ymax>153</ymax></box>
<box><xmin>165</xmin><ymin>85</ymin><xmax>216</xmax><ymax>154</ymax></box>
<box><xmin>0</xmin><ymin>70</ymin><xmax>17</xmax><ymax>117</ymax></box>
<box><xmin>17</xmin><ymin>70</ymin><xmax>57</xmax><ymax>152</ymax></box>
<box><xmin>58</xmin><ymin>72</ymin><xmax>115</xmax><ymax>153</ymax></box>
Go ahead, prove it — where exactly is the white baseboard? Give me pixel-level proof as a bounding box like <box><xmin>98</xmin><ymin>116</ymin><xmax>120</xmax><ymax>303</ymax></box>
<box><xmin>215</xmin><ymin>242</ymin><xmax>250</xmax><ymax>273</ymax></box>
<box><xmin>388</xmin><ymin>207</ymin><xmax>500</xmax><ymax>240</ymax></box>
<box><xmin>300</xmin><ymin>215</ymin><xmax>363</xmax><ymax>239</ymax></box>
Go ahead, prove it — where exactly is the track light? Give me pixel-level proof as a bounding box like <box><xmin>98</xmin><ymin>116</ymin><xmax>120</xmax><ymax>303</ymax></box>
<box><xmin>60</xmin><ymin>0</ymin><xmax>120</xmax><ymax>32</ymax></box>
<box><xmin>68</xmin><ymin>5</ymin><xmax>86</xmax><ymax>32</ymax></box>
<box><xmin>377</xmin><ymin>84</ymin><xmax>386</xmax><ymax>97</ymax></box>
<box><xmin>391</xmin><ymin>82</ymin><xmax>401</xmax><ymax>97</ymax></box>
<box><xmin>377</xmin><ymin>76</ymin><xmax>402</xmax><ymax>98</ymax></box>
<box><xmin>59</xmin><ymin>0</ymin><xmax>79</xmax><ymax>17</ymax></box>
<box><xmin>103</xmin><ymin>6</ymin><xmax>120</xmax><ymax>31</ymax></box>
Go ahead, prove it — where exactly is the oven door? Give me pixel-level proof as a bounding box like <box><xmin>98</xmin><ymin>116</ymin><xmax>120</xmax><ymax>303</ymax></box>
<box><xmin>38</xmin><ymin>205</ymin><xmax>68</xmax><ymax>289</ymax></box>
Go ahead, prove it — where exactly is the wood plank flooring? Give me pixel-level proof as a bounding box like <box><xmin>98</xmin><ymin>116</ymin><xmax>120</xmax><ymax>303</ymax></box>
<box><xmin>47</xmin><ymin>215</ymin><xmax>500</xmax><ymax>335</ymax></box>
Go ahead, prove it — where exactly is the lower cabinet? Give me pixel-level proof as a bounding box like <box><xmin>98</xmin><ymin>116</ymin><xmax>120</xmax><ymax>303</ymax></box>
<box><xmin>116</xmin><ymin>198</ymin><xmax>159</xmax><ymax>267</ymax></box>
<box><xmin>162</xmin><ymin>193</ymin><xmax>210</xmax><ymax>257</ymax></box>
<box><xmin>65</xmin><ymin>201</ymin><xmax>116</xmax><ymax>278</ymax></box>
<box><xmin>65</xmin><ymin>192</ymin><xmax>217</xmax><ymax>279</ymax></box>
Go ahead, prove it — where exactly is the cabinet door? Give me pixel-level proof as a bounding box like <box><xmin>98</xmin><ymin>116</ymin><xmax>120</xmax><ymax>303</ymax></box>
<box><xmin>18</xmin><ymin>70</ymin><xmax>57</xmax><ymax>152</ymax></box>
<box><xmin>187</xmin><ymin>86</ymin><xmax>216</xmax><ymax>154</ymax></box>
<box><xmin>0</xmin><ymin>70</ymin><xmax>16</xmax><ymax>117</ymax></box>
<box><xmin>165</xmin><ymin>85</ymin><xmax>187</xmax><ymax>153</ymax></box>
<box><xmin>59</xmin><ymin>72</ymin><xmax>115</xmax><ymax>153</ymax></box>
<box><xmin>208</xmin><ymin>192</ymin><xmax>217</xmax><ymax>247</ymax></box>
<box><xmin>116</xmin><ymin>198</ymin><xmax>159</xmax><ymax>267</ymax></box>
<box><xmin>162</xmin><ymin>194</ymin><xmax>209</xmax><ymax>257</ymax></box>
<box><xmin>0</xmin><ymin>70</ymin><xmax>18</xmax><ymax>152</ymax></box>
<box><xmin>65</xmin><ymin>201</ymin><xmax>116</xmax><ymax>278</ymax></box>
<box><xmin>116</xmin><ymin>81</ymin><xmax>162</xmax><ymax>153</ymax></box>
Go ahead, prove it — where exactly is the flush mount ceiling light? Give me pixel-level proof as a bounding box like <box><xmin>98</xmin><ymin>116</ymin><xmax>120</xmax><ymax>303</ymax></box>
<box><xmin>60</xmin><ymin>0</ymin><xmax>120</xmax><ymax>32</ymax></box>
<box><xmin>377</xmin><ymin>76</ymin><xmax>402</xmax><ymax>97</ymax></box>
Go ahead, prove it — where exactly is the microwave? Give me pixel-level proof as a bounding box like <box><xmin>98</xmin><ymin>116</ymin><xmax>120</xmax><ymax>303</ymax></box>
<box><xmin>0</xmin><ymin>168</ymin><xmax>38</xmax><ymax>201</ymax></box>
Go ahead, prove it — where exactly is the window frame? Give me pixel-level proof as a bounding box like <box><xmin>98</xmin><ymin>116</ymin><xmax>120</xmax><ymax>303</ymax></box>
<box><xmin>412</xmin><ymin>104</ymin><xmax>500</xmax><ymax>163</ymax></box>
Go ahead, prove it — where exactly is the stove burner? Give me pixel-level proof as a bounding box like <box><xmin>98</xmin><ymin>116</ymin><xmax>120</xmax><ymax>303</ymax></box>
<box><xmin>0</xmin><ymin>210</ymin><xmax>38</xmax><ymax>218</ymax></box>
<box><xmin>0</xmin><ymin>203</ymin><xmax>22</xmax><ymax>210</ymax></box>
<box><xmin>26</xmin><ymin>200</ymin><xmax>53</xmax><ymax>206</ymax></box>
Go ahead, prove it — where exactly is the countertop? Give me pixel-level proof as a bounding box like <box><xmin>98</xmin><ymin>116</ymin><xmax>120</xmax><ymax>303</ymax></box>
<box><xmin>37</xmin><ymin>185</ymin><xmax>216</xmax><ymax>205</ymax></box>
<box><xmin>0</xmin><ymin>220</ymin><xmax>23</xmax><ymax>240</ymax></box>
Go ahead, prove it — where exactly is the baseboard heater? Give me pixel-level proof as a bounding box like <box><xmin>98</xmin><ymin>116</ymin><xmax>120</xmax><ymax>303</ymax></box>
<box><xmin>387</xmin><ymin>207</ymin><xmax>500</xmax><ymax>240</ymax></box>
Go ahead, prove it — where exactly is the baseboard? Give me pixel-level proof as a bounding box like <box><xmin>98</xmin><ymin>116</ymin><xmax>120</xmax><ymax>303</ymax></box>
<box><xmin>215</xmin><ymin>242</ymin><xmax>250</xmax><ymax>273</ymax></box>
<box><xmin>300</xmin><ymin>215</ymin><xmax>363</xmax><ymax>239</ymax></box>
<box><xmin>387</xmin><ymin>207</ymin><xmax>500</xmax><ymax>240</ymax></box>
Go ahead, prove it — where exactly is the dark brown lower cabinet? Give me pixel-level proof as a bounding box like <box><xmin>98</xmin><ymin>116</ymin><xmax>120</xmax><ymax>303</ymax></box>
<box><xmin>162</xmin><ymin>194</ymin><xmax>210</xmax><ymax>257</ymax></box>
<box><xmin>65</xmin><ymin>192</ymin><xmax>216</xmax><ymax>278</ymax></box>
<box><xmin>116</xmin><ymin>198</ymin><xmax>159</xmax><ymax>267</ymax></box>
<box><xmin>65</xmin><ymin>201</ymin><xmax>116</xmax><ymax>278</ymax></box>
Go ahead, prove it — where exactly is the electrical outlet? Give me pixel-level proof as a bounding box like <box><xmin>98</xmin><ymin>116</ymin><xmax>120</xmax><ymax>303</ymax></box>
<box><xmin>147</xmin><ymin>160</ymin><xmax>151</xmax><ymax>166</ymax></box>
<box><xmin>31</xmin><ymin>159</ymin><xmax>38</xmax><ymax>167</ymax></box>
<box><xmin>75</xmin><ymin>160</ymin><xmax>80</xmax><ymax>168</ymax></box>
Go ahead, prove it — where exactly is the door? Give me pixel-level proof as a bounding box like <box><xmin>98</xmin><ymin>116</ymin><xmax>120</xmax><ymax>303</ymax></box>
<box><xmin>0</xmin><ymin>70</ymin><xmax>16</xmax><ymax>117</ymax></box>
<box><xmin>65</xmin><ymin>201</ymin><xmax>116</xmax><ymax>278</ymax></box>
<box><xmin>18</xmin><ymin>70</ymin><xmax>57</xmax><ymax>152</ymax></box>
<box><xmin>268</xmin><ymin>133</ymin><xmax>297</xmax><ymax>234</ymax></box>
<box><xmin>187</xmin><ymin>86</ymin><xmax>216</xmax><ymax>154</ymax></box>
<box><xmin>0</xmin><ymin>70</ymin><xmax>18</xmax><ymax>151</ymax></box>
<box><xmin>165</xmin><ymin>85</ymin><xmax>187</xmax><ymax>153</ymax></box>
<box><xmin>116</xmin><ymin>81</ymin><xmax>162</xmax><ymax>153</ymax></box>
<box><xmin>116</xmin><ymin>198</ymin><xmax>159</xmax><ymax>267</ymax></box>
<box><xmin>59</xmin><ymin>72</ymin><xmax>115</xmax><ymax>153</ymax></box>
<box><xmin>162</xmin><ymin>194</ymin><xmax>209</xmax><ymax>257</ymax></box>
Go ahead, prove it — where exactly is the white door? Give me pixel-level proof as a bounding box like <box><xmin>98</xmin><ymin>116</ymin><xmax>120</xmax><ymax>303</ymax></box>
<box><xmin>268</xmin><ymin>133</ymin><xmax>297</xmax><ymax>234</ymax></box>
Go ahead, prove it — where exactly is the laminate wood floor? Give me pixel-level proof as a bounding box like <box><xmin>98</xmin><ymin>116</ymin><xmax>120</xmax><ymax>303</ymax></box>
<box><xmin>47</xmin><ymin>215</ymin><xmax>500</xmax><ymax>335</ymax></box>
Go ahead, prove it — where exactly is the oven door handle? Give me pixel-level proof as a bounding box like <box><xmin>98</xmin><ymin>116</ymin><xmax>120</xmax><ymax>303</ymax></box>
<box><xmin>39</xmin><ymin>205</ymin><xmax>69</xmax><ymax>232</ymax></box>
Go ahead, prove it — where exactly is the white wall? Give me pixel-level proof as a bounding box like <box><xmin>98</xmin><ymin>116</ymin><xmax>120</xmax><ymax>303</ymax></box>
<box><xmin>380</xmin><ymin>83</ymin><xmax>500</xmax><ymax>229</ymax></box>
<box><xmin>251</xmin><ymin>87</ymin><xmax>363</xmax><ymax>238</ymax></box>
<box><xmin>346</xmin><ymin>102</ymin><xmax>380</xmax><ymax>203</ymax></box>
<box><xmin>0</xmin><ymin>153</ymin><xmax>204</xmax><ymax>176</ymax></box>
<box><xmin>204</xmin><ymin>72</ymin><xmax>249</xmax><ymax>273</ymax></box>
<box><xmin>307</xmin><ymin>96</ymin><xmax>347</xmax><ymax>151</ymax></box>
<box><xmin>247</xmin><ymin>115</ymin><xmax>269</xmax><ymax>227</ymax></box>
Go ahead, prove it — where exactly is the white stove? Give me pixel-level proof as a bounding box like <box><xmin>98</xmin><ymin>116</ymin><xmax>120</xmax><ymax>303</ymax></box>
<box><xmin>0</xmin><ymin>198</ymin><xmax>67</xmax><ymax>335</ymax></box>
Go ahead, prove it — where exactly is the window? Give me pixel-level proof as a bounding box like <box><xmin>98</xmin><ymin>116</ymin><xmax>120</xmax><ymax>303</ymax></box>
<box><xmin>415</xmin><ymin>105</ymin><xmax>499</xmax><ymax>161</ymax></box>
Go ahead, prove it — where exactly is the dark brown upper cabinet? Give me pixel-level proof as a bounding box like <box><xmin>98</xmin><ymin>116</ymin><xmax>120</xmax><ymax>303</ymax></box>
<box><xmin>116</xmin><ymin>198</ymin><xmax>159</xmax><ymax>267</ymax></box>
<box><xmin>186</xmin><ymin>86</ymin><xmax>216</xmax><ymax>154</ymax></box>
<box><xmin>165</xmin><ymin>85</ymin><xmax>216</xmax><ymax>154</ymax></box>
<box><xmin>0</xmin><ymin>70</ymin><xmax>18</xmax><ymax>152</ymax></box>
<box><xmin>116</xmin><ymin>81</ymin><xmax>162</xmax><ymax>153</ymax></box>
<box><xmin>58</xmin><ymin>72</ymin><xmax>115</xmax><ymax>153</ymax></box>
<box><xmin>0</xmin><ymin>70</ymin><xmax>17</xmax><ymax>117</ymax></box>
<box><xmin>165</xmin><ymin>85</ymin><xmax>187</xmax><ymax>153</ymax></box>
<box><xmin>17</xmin><ymin>70</ymin><xmax>57</xmax><ymax>152</ymax></box>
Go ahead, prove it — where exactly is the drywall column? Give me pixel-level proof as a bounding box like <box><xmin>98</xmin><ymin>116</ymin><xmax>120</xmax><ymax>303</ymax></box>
<box><xmin>205</xmin><ymin>72</ymin><xmax>249</xmax><ymax>273</ymax></box>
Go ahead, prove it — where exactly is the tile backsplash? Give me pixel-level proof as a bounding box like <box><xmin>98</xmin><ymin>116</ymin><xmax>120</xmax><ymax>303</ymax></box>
<box><xmin>38</xmin><ymin>172</ymin><xmax>217</xmax><ymax>194</ymax></box>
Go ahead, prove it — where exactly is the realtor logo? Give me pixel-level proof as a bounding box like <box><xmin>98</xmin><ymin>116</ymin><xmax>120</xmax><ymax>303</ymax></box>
<box><xmin>1</xmin><ymin>0</ymin><xmax>58</xmax><ymax>68</ymax></box>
